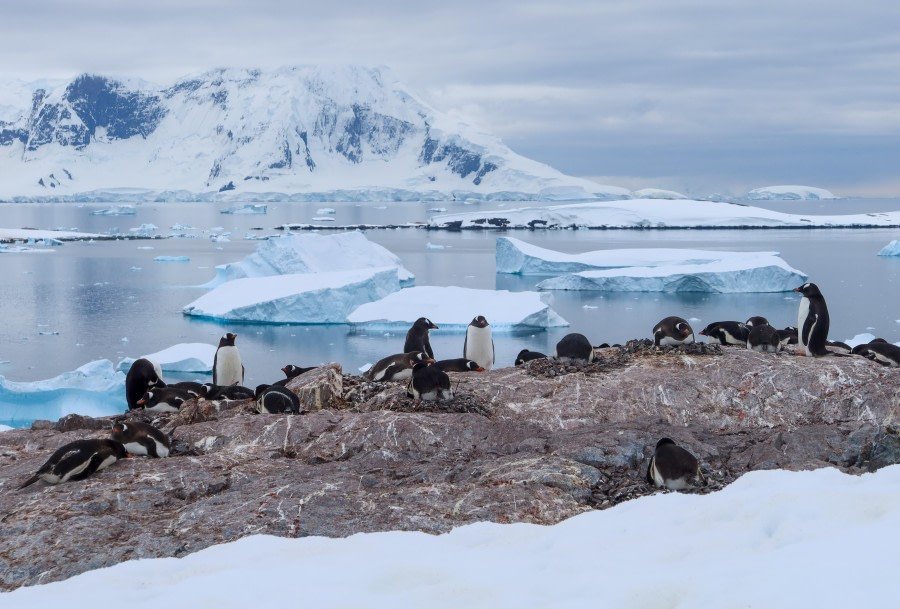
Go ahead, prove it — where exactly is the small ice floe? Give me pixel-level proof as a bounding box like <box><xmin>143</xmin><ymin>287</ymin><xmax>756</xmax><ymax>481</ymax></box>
<box><xmin>210</xmin><ymin>234</ymin><xmax>231</xmax><ymax>243</ymax></box>
<box><xmin>170</xmin><ymin>224</ymin><xmax>196</xmax><ymax>230</ymax></box>
<box><xmin>312</xmin><ymin>217</ymin><xmax>336</xmax><ymax>222</ymax></box>
<box><xmin>426</xmin><ymin>242</ymin><xmax>446</xmax><ymax>250</ymax></box>
<box><xmin>90</xmin><ymin>205</ymin><xmax>137</xmax><ymax>216</ymax></box>
<box><xmin>154</xmin><ymin>256</ymin><xmax>190</xmax><ymax>262</ymax></box>
<box><xmin>137</xmin><ymin>246</ymin><xmax>154</xmax><ymax>250</ymax></box>
<box><xmin>429</xmin><ymin>207</ymin><xmax>448</xmax><ymax>212</ymax></box>
<box><xmin>221</xmin><ymin>204</ymin><xmax>267</xmax><ymax>215</ymax></box>
<box><xmin>582</xmin><ymin>305</ymin><xmax>598</xmax><ymax>310</ymax></box>
<box><xmin>38</xmin><ymin>330</ymin><xmax>59</xmax><ymax>336</ymax></box>
<box><xmin>129</xmin><ymin>223</ymin><xmax>158</xmax><ymax>234</ymax></box>
<box><xmin>121</xmin><ymin>337</ymin><xmax>129</xmax><ymax>343</ymax></box>
<box><xmin>316</xmin><ymin>208</ymin><xmax>336</xmax><ymax>215</ymax></box>
<box><xmin>26</xmin><ymin>238</ymin><xmax>64</xmax><ymax>246</ymax></box>
<box><xmin>878</xmin><ymin>240</ymin><xmax>900</xmax><ymax>256</ymax></box>
<box><xmin>130</xmin><ymin>266</ymin><xmax>142</xmax><ymax>271</ymax></box>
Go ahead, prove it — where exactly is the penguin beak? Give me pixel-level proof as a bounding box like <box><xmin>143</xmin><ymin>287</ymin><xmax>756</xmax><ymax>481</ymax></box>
<box><xmin>792</xmin><ymin>287</ymin><xmax>802</xmax><ymax>292</ymax></box>
<box><xmin>475</xmin><ymin>366</ymin><xmax>485</xmax><ymax>372</ymax></box>
<box><xmin>425</xmin><ymin>357</ymin><xmax>435</xmax><ymax>363</ymax></box>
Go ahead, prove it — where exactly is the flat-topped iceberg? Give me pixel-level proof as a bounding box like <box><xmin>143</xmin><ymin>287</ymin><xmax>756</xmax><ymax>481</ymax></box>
<box><xmin>429</xmin><ymin>199</ymin><xmax>900</xmax><ymax>230</ymax></box>
<box><xmin>878</xmin><ymin>240</ymin><xmax>900</xmax><ymax>256</ymax></box>
<box><xmin>497</xmin><ymin>236</ymin><xmax>789</xmax><ymax>275</ymax></box>
<box><xmin>536</xmin><ymin>255</ymin><xmax>807</xmax><ymax>293</ymax></box>
<box><xmin>630</xmin><ymin>188</ymin><xmax>688</xmax><ymax>200</ymax></box>
<box><xmin>347</xmin><ymin>286</ymin><xmax>568</xmax><ymax>329</ymax></box>
<box><xmin>745</xmin><ymin>185</ymin><xmax>838</xmax><ymax>200</ymax></box>
<box><xmin>0</xmin><ymin>360</ymin><xmax>124</xmax><ymax>427</ymax></box>
<box><xmin>201</xmin><ymin>231</ymin><xmax>415</xmax><ymax>288</ymax></box>
<box><xmin>117</xmin><ymin>343</ymin><xmax>216</xmax><ymax>374</ymax></box>
<box><xmin>183</xmin><ymin>267</ymin><xmax>401</xmax><ymax>324</ymax></box>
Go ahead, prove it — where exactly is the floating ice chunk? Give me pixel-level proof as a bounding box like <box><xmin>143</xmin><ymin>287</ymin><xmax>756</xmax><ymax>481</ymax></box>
<box><xmin>878</xmin><ymin>240</ymin><xmax>900</xmax><ymax>256</ymax></box>
<box><xmin>202</xmin><ymin>232</ymin><xmax>414</xmax><ymax>288</ymax></box>
<box><xmin>426</xmin><ymin>242</ymin><xmax>446</xmax><ymax>250</ymax></box>
<box><xmin>89</xmin><ymin>205</ymin><xmax>137</xmax><ymax>215</ymax></box>
<box><xmin>536</xmin><ymin>256</ymin><xmax>807</xmax><ymax>293</ymax></box>
<box><xmin>129</xmin><ymin>223</ymin><xmax>158</xmax><ymax>234</ymax></box>
<box><xmin>745</xmin><ymin>185</ymin><xmax>838</xmax><ymax>200</ymax></box>
<box><xmin>154</xmin><ymin>256</ymin><xmax>190</xmax><ymax>262</ymax></box>
<box><xmin>0</xmin><ymin>359</ymin><xmax>125</xmax><ymax>427</ymax></box>
<box><xmin>117</xmin><ymin>343</ymin><xmax>216</xmax><ymax>373</ymax></box>
<box><xmin>312</xmin><ymin>217</ymin><xmax>336</xmax><ymax>222</ymax></box>
<box><xmin>183</xmin><ymin>267</ymin><xmax>401</xmax><ymax>323</ymax></box>
<box><xmin>221</xmin><ymin>204</ymin><xmax>267</xmax><ymax>214</ymax></box>
<box><xmin>316</xmin><ymin>208</ymin><xmax>336</xmax><ymax>214</ymax></box>
<box><xmin>347</xmin><ymin>286</ymin><xmax>569</xmax><ymax>329</ymax></box>
<box><xmin>845</xmin><ymin>333</ymin><xmax>877</xmax><ymax>348</ymax></box>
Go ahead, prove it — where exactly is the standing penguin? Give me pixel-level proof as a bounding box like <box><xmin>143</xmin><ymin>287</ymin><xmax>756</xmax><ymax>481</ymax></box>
<box><xmin>125</xmin><ymin>358</ymin><xmax>164</xmax><ymax>410</ymax></box>
<box><xmin>646</xmin><ymin>438</ymin><xmax>705</xmax><ymax>491</ymax></box>
<box><xmin>403</xmin><ymin>317</ymin><xmax>438</xmax><ymax>360</ymax></box>
<box><xmin>213</xmin><ymin>333</ymin><xmax>244</xmax><ymax>386</ymax></box>
<box><xmin>111</xmin><ymin>421</ymin><xmax>170</xmax><ymax>458</ymax></box>
<box><xmin>653</xmin><ymin>316</ymin><xmax>695</xmax><ymax>347</ymax></box>
<box><xmin>463</xmin><ymin>315</ymin><xmax>495</xmax><ymax>371</ymax></box>
<box><xmin>555</xmin><ymin>333</ymin><xmax>594</xmax><ymax>362</ymax></box>
<box><xmin>794</xmin><ymin>282</ymin><xmax>830</xmax><ymax>356</ymax></box>
<box><xmin>19</xmin><ymin>439</ymin><xmax>128</xmax><ymax>489</ymax></box>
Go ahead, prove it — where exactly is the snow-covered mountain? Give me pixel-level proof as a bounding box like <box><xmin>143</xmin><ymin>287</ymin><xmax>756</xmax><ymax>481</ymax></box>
<box><xmin>0</xmin><ymin>66</ymin><xmax>626</xmax><ymax>202</ymax></box>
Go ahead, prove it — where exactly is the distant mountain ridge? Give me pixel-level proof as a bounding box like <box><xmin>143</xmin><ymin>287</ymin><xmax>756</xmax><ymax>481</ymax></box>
<box><xmin>0</xmin><ymin>66</ymin><xmax>626</xmax><ymax>202</ymax></box>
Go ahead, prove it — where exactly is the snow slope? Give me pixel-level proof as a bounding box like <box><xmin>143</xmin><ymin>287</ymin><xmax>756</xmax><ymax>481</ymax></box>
<box><xmin>745</xmin><ymin>185</ymin><xmax>838</xmax><ymax>200</ymax></box>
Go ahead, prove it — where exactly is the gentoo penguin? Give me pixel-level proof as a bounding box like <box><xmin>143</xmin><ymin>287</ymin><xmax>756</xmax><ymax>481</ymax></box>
<box><xmin>198</xmin><ymin>383</ymin><xmax>255</xmax><ymax>400</ymax></box>
<box><xmin>125</xmin><ymin>358</ymin><xmax>164</xmax><ymax>410</ymax></box>
<box><xmin>273</xmin><ymin>364</ymin><xmax>317</xmax><ymax>386</ymax></box>
<box><xmin>167</xmin><ymin>380</ymin><xmax>206</xmax><ymax>396</ymax></box>
<box><xmin>851</xmin><ymin>337</ymin><xmax>887</xmax><ymax>355</ymax></box>
<box><xmin>403</xmin><ymin>317</ymin><xmax>438</xmax><ymax>360</ymax></box>
<box><xmin>646</xmin><ymin>438</ymin><xmax>705</xmax><ymax>491</ymax></box>
<box><xmin>856</xmin><ymin>341</ymin><xmax>900</xmax><ymax>367</ymax></box>
<box><xmin>555</xmin><ymin>333</ymin><xmax>594</xmax><ymax>363</ymax></box>
<box><xmin>515</xmin><ymin>349</ymin><xmax>548</xmax><ymax>366</ymax></box>
<box><xmin>744</xmin><ymin>316</ymin><xmax>769</xmax><ymax>328</ymax></box>
<box><xmin>434</xmin><ymin>358</ymin><xmax>485</xmax><ymax>373</ymax></box>
<box><xmin>463</xmin><ymin>315</ymin><xmax>495</xmax><ymax>371</ymax></box>
<box><xmin>213</xmin><ymin>333</ymin><xmax>244</xmax><ymax>386</ymax></box>
<box><xmin>794</xmin><ymin>282</ymin><xmax>830</xmax><ymax>356</ymax></box>
<box><xmin>19</xmin><ymin>439</ymin><xmax>127</xmax><ymax>489</ymax></box>
<box><xmin>407</xmin><ymin>362</ymin><xmax>454</xmax><ymax>401</ymax></box>
<box><xmin>136</xmin><ymin>386</ymin><xmax>193</xmax><ymax>412</ymax></box>
<box><xmin>254</xmin><ymin>384</ymin><xmax>301</xmax><ymax>414</ymax></box>
<box><xmin>111</xmin><ymin>421</ymin><xmax>170</xmax><ymax>458</ymax></box>
<box><xmin>365</xmin><ymin>351</ymin><xmax>431</xmax><ymax>382</ymax></box>
<box><xmin>698</xmin><ymin>321</ymin><xmax>748</xmax><ymax>346</ymax></box>
<box><xmin>777</xmin><ymin>326</ymin><xmax>798</xmax><ymax>348</ymax></box>
<box><xmin>653</xmin><ymin>316</ymin><xmax>695</xmax><ymax>347</ymax></box>
<box><xmin>746</xmin><ymin>324</ymin><xmax>780</xmax><ymax>353</ymax></box>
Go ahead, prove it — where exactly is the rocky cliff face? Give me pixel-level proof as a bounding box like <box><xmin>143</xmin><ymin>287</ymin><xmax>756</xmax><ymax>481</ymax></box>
<box><xmin>1</xmin><ymin>344</ymin><xmax>897</xmax><ymax>590</ymax></box>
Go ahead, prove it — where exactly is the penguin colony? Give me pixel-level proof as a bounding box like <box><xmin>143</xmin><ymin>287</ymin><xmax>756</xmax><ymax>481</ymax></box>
<box><xmin>17</xmin><ymin>283</ymin><xmax>898</xmax><ymax>491</ymax></box>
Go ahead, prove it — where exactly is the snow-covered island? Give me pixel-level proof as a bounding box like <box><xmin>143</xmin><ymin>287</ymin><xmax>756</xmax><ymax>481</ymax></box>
<box><xmin>428</xmin><ymin>199</ymin><xmax>900</xmax><ymax>230</ymax></box>
<box><xmin>745</xmin><ymin>185</ymin><xmax>839</xmax><ymax>200</ymax></box>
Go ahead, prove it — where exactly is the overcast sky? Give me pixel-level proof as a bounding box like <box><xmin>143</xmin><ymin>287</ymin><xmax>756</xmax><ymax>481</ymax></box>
<box><xmin>3</xmin><ymin>1</ymin><xmax>900</xmax><ymax>197</ymax></box>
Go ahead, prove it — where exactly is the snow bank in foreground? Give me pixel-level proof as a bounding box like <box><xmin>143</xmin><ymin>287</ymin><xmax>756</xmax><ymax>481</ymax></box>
<box><xmin>878</xmin><ymin>240</ymin><xmax>900</xmax><ymax>256</ymax></box>
<box><xmin>347</xmin><ymin>286</ymin><xmax>568</xmax><ymax>328</ymax></box>
<box><xmin>183</xmin><ymin>267</ymin><xmax>401</xmax><ymax>324</ymax></box>
<box><xmin>201</xmin><ymin>232</ymin><xmax>414</xmax><ymax>288</ymax></box>
<box><xmin>5</xmin><ymin>466</ymin><xmax>900</xmax><ymax>608</ymax></box>
<box><xmin>0</xmin><ymin>360</ymin><xmax>124</xmax><ymax>427</ymax></box>
<box><xmin>745</xmin><ymin>185</ymin><xmax>838</xmax><ymax>200</ymax></box>
<box><xmin>496</xmin><ymin>236</ymin><xmax>793</xmax><ymax>276</ymax></box>
<box><xmin>428</xmin><ymin>199</ymin><xmax>898</xmax><ymax>229</ymax></box>
<box><xmin>117</xmin><ymin>343</ymin><xmax>216</xmax><ymax>374</ymax></box>
<box><xmin>536</xmin><ymin>255</ymin><xmax>806</xmax><ymax>293</ymax></box>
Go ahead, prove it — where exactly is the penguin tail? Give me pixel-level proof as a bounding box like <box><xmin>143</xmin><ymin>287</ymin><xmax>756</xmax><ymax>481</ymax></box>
<box><xmin>18</xmin><ymin>475</ymin><xmax>40</xmax><ymax>490</ymax></box>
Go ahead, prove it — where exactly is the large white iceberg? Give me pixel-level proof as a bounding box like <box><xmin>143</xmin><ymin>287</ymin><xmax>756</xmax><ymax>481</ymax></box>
<box><xmin>878</xmin><ymin>240</ymin><xmax>900</xmax><ymax>256</ymax></box>
<box><xmin>347</xmin><ymin>286</ymin><xmax>568</xmax><ymax>329</ymax></box>
<box><xmin>496</xmin><ymin>236</ymin><xmax>793</xmax><ymax>276</ymax></box>
<box><xmin>428</xmin><ymin>199</ymin><xmax>899</xmax><ymax>229</ymax></box>
<box><xmin>183</xmin><ymin>267</ymin><xmax>401</xmax><ymax>324</ymax></box>
<box><xmin>0</xmin><ymin>360</ymin><xmax>125</xmax><ymax>427</ymax></box>
<box><xmin>202</xmin><ymin>231</ymin><xmax>414</xmax><ymax>288</ymax></box>
<box><xmin>536</xmin><ymin>256</ymin><xmax>806</xmax><ymax>293</ymax></box>
<box><xmin>117</xmin><ymin>343</ymin><xmax>216</xmax><ymax>374</ymax></box>
<box><xmin>745</xmin><ymin>185</ymin><xmax>838</xmax><ymax>200</ymax></box>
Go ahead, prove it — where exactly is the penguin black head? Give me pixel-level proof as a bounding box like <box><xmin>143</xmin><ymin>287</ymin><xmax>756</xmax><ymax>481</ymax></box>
<box><xmin>470</xmin><ymin>315</ymin><xmax>489</xmax><ymax>328</ymax></box>
<box><xmin>655</xmin><ymin>437</ymin><xmax>676</xmax><ymax>449</ymax></box>
<box><xmin>136</xmin><ymin>391</ymin><xmax>154</xmax><ymax>405</ymax></box>
<box><xmin>675</xmin><ymin>321</ymin><xmax>692</xmax><ymax>337</ymax></box>
<box><xmin>745</xmin><ymin>316</ymin><xmax>769</xmax><ymax>328</ymax></box>
<box><xmin>793</xmin><ymin>282</ymin><xmax>822</xmax><ymax>297</ymax></box>
<box><xmin>219</xmin><ymin>332</ymin><xmax>238</xmax><ymax>347</ymax></box>
<box><xmin>412</xmin><ymin>317</ymin><xmax>438</xmax><ymax>330</ymax></box>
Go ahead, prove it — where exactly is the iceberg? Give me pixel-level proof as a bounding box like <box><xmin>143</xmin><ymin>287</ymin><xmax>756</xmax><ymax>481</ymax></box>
<box><xmin>877</xmin><ymin>240</ymin><xmax>900</xmax><ymax>256</ymax></box>
<box><xmin>221</xmin><ymin>204</ymin><xmax>267</xmax><ymax>214</ymax></box>
<box><xmin>347</xmin><ymin>286</ymin><xmax>569</xmax><ymax>329</ymax></box>
<box><xmin>536</xmin><ymin>256</ymin><xmax>807</xmax><ymax>293</ymax></box>
<box><xmin>630</xmin><ymin>188</ymin><xmax>687</xmax><ymax>200</ymax></box>
<box><xmin>0</xmin><ymin>360</ymin><xmax>125</xmax><ymax>427</ymax></box>
<box><xmin>183</xmin><ymin>267</ymin><xmax>401</xmax><ymax>324</ymax></box>
<box><xmin>89</xmin><ymin>205</ymin><xmax>137</xmax><ymax>216</ymax></box>
<box><xmin>429</xmin><ymin>199</ymin><xmax>900</xmax><ymax>230</ymax></box>
<box><xmin>117</xmin><ymin>343</ymin><xmax>216</xmax><ymax>374</ymax></box>
<box><xmin>745</xmin><ymin>185</ymin><xmax>838</xmax><ymax>200</ymax></box>
<box><xmin>496</xmin><ymin>236</ymin><xmax>791</xmax><ymax>275</ymax></box>
<box><xmin>154</xmin><ymin>256</ymin><xmax>190</xmax><ymax>262</ymax></box>
<box><xmin>201</xmin><ymin>232</ymin><xmax>415</xmax><ymax>288</ymax></box>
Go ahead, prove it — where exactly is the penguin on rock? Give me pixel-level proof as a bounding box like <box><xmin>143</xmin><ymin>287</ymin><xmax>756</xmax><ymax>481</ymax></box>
<box><xmin>646</xmin><ymin>438</ymin><xmax>706</xmax><ymax>491</ymax></box>
<box><xmin>111</xmin><ymin>421</ymin><xmax>170</xmax><ymax>458</ymax></box>
<box><xmin>794</xmin><ymin>282</ymin><xmax>831</xmax><ymax>357</ymax></box>
<box><xmin>407</xmin><ymin>362</ymin><xmax>454</xmax><ymax>401</ymax></box>
<box><xmin>653</xmin><ymin>316</ymin><xmax>695</xmax><ymax>347</ymax></box>
<box><xmin>125</xmin><ymin>358</ymin><xmax>164</xmax><ymax>410</ymax></box>
<box><xmin>463</xmin><ymin>315</ymin><xmax>495</xmax><ymax>371</ymax></box>
<box><xmin>213</xmin><ymin>333</ymin><xmax>244</xmax><ymax>386</ymax></box>
<box><xmin>434</xmin><ymin>358</ymin><xmax>485</xmax><ymax>373</ymax></box>
<box><xmin>698</xmin><ymin>321</ymin><xmax>748</xmax><ymax>346</ymax></box>
<box><xmin>365</xmin><ymin>351</ymin><xmax>432</xmax><ymax>382</ymax></box>
<box><xmin>515</xmin><ymin>349</ymin><xmax>548</xmax><ymax>366</ymax></box>
<box><xmin>555</xmin><ymin>333</ymin><xmax>594</xmax><ymax>363</ymax></box>
<box><xmin>19</xmin><ymin>439</ymin><xmax>128</xmax><ymax>489</ymax></box>
<box><xmin>403</xmin><ymin>318</ymin><xmax>438</xmax><ymax>360</ymax></box>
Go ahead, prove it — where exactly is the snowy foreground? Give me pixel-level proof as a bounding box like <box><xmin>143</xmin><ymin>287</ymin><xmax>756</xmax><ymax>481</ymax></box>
<box><xmin>3</xmin><ymin>465</ymin><xmax>899</xmax><ymax>608</ymax></box>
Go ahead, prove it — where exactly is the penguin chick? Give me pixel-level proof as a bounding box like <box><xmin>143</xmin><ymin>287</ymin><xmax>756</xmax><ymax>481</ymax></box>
<box><xmin>19</xmin><ymin>439</ymin><xmax>127</xmax><ymax>489</ymax></box>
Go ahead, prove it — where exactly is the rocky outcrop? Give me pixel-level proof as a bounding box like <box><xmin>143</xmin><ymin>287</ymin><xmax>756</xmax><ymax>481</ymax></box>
<box><xmin>1</xmin><ymin>345</ymin><xmax>897</xmax><ymax>590</ymax></box>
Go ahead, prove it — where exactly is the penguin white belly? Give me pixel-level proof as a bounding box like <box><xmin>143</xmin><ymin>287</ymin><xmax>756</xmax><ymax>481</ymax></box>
<box><xmin>215</xmin><ymin>346</ymin><xmax>243</xmax><ymax>386</ymax></box>
<box><xmin>464</xmin><ymin>326</ymin><xmax>494</xmax><ymax>371</ymax></box>
<box><xmin>57</xmin><ymin>458</ymin><xmax>94</xmax><ymax>484</ymax></box>
<box><xmin>388</xmin><ymin>368</ymin><xmax>414</xmax><ymax>381</ymax></box>
<box><xmin>650</xmin><ymin>461</ymin><xmax>690</xmax><ymax>491</ymax></box>
<box><xmin>797</xmin><ymin>297</ymin><xmax>811</xmax><ymax>349</ymax></box>
<box><xmin>658</xmin><ymin>335</ymin><xmax>690</xmax><ymax>347</ymax></box>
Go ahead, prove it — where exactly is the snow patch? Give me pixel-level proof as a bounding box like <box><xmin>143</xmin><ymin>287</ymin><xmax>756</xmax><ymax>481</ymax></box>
<box><xmin>745</xmin><ymin>185</ymin><xmax>838</xmax><ymax>200</ymax></box>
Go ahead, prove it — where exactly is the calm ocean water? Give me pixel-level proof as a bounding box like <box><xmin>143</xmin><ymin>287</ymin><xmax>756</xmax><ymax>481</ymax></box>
<box><xmin>0</xmin><ymin>198</ymin><xmax>898</xmax><ymax>386</ymax></box>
